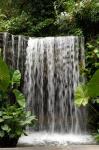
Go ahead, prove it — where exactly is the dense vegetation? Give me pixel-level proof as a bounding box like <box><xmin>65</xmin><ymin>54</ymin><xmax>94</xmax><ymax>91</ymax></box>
<box><xmin>0</xmin><ymin>57</ymin><xmax>36</xmax><ymax>147</ymax></box>
<box><xmin>0</xmin><ymin>0</ymin><xmax>99</xmax><ymax>141</ymax></box>
<box><xmin>0</xmin><ymin>0</ymin><xmax>99</xmax><ymax>37</ymax></box>
<box><xmin>0</xmin><ymin>0</ymin><xmax>57</xmax><ymax>36</ymax></box>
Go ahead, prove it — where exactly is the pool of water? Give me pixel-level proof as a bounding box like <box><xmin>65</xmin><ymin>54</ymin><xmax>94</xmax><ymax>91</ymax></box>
<box><xmin>18</xmin><ymin>132</ymin><xmax>94</xmax><ymax>146</ymax></box>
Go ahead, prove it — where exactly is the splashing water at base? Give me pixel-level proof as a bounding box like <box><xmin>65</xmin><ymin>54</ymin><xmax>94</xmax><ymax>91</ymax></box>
<box><xmin>18</xmin><ymin>132</ymin><xmax>94</xmax><ymax>146</ymax></box>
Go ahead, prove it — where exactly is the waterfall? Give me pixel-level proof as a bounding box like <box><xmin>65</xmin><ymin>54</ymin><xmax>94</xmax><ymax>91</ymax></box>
<box><xmin>24</xmin><ymin>36</ymin><xmax>86</xmax><ymax>133</ymax></box>
<box><xmin>0</xmin><ymin>33</ymin><xmax>86</xmax><ymax>135</ymax></box>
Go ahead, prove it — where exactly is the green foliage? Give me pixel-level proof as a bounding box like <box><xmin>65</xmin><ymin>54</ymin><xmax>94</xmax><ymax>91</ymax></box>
<box><xmin>30</xmin><ymin>18</ymin><xmax>56</xmax><ymax>36</ymax></box>
<box><xmin>75</xmin><ymin>0</ymin><xmax>99</xmax><ymax>23</ymax></box>
<box><xmin>0</xmin><ymin>0</ymin><xmax>99</xmax><ymax>36</ymax></box>
<box><xmin>75</xmin><ymin>69</ymin><xmax>99</xmax><ymax>107</ymax></box>
<box><xmin>0</xmin><ymin>0</ymin><xmax>57</xmax><ymax>36</ymax></box>
<box><xmin>13</xmin><ymin>89</ymin><xmax>25</xmax><ymax>108</ymax></box>
<box><xmin>55</xmin><ymin>0</ymin><xmax>99</xmax><ymax>36</ymax></box>
<box><xmin>0</xmin><ymin>0</ymin><xmax>98</xmax><ymax>36</ymax></box>
<box><xmin>74</xmin><ymin>84</ymin><xmax>89</xmax><ymax>107</ymax></box>
<box><xmin>0</xmin><ymin>57</ymin><xmax>10</xmax><ymax>92</ymax></box>
<box><xmin>0</xmin><ymin>57</ymin><xmax>25</xmax><ymax>107</ymax></box>
<box><xmin>0</xmin><ymin>57</ymin><xmax>36</xmax><ymax>141</ymax></box>
<box><xmin>85</xmin><ymin>37</ymin><xmax>99</xmax><ymax>80</ymax></box>
<box><xmin>0</xmin><ymin>11</ymin><xmax>31</xmax><ymax>35</ymax></box>
<box><xmin>94</xmin><ymin>130</ymin><xmax>99</xmax><ymax>143</ymax></box>
<box><xmin>75</xmin><ymin>69</ymin><xmax>99</xmax><ymax>141</ymax></box>
<box><xmin>0</xmin><ymin>105</ymin><xmax>36</xmax><ymax>138</ymax></box>
<box><xmin>87</xmin><ymin>70</ymin><xmax>99</xmax><ymax>97</ymax></box>
<box><xmin>11</xmin><ymin>70</ymin><xmax>21</xmax><ymax>87</ymax></box>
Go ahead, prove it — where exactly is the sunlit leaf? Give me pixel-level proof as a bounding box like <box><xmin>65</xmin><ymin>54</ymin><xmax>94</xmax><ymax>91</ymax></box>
<box><xmin>74</xmin><ymin>84</ymin><xmax>89</xmax><ymax>107</ymax></box>
<box><xmin>11</xmin><ymin>70</ymin><xmax>21</xmax><ymax>86</ymax></box>
<box><xmin>1</xmin><ymin>124</ymin><xmax>9</xmax><ymax>131</ymax></box>
<box><xmin>13</xmin><ymin>89</ymin><xmax>26</xmax><ymax>108</ymax></box>
<box><xmin>0</xmin><ymin>118</ymin><xmax>4</xmax><ymax>122</ymax></box>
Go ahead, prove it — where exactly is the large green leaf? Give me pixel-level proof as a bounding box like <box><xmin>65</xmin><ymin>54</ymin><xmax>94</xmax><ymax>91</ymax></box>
<box><xmin>1</xmin><ymin>124</ymin><xmax>11</xmax><ymax>132</ymax></box>
<box><xmin>0</xmin><ymin>57</ymin><xmax>10</xmax><ymax>91</ymax></box>
<box><xmin>74</xmin><ymin>84</ymin><xmax>89</xmax><ymax>107</ymax></box>
<box><xmin>20</xmin><ymin>116</ymin><xmax>36</xmax><ymax>126</ymax></box>
<box><xmin>87</xmin><ymin>69</ymin><xmax>99</xmax><ymax>97</ymax></box>
<box><xmin>0</xmin><ymin>118</ymin><xmax>4</xmax><ymax>123</ymax></box>
<box><xmin>11</xmin><ymin>70</ymin><xmax>21</xmax><ymax>86</ymax></box>
<box><xmin>13</xmin><ymin>89</ymin><xmax>26</xmax><ymax>108</ymax></box>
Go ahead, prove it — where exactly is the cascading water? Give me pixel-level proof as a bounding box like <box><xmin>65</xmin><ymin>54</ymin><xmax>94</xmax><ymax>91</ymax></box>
<box><xmin>0</xmin><ymin>33</ymin><xmax>93</xmax><ymax>145</ymax></box>
<box><xmin>24</xmin><ymin>36</ymin><xmax>86</xmax><ymax>133</ymax></box>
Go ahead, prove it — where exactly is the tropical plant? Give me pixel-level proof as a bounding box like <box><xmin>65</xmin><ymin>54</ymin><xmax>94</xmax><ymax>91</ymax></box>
<box><xmin>0</xmin><ymin>56</ymin><xmax>36</xmax><ymax>147</ymax></box>
<box><xmin>0</xmin><ymin>56</ymin><xmax>25</xmax><ymax>107</ymax></box>
<box><xmin>0</xmin><ymin>105</ymin><xmax>35</xmax><ymax>147</ymax></box>
<box><xmin>85</xmin><ymin>37</ymin><xmax>99</xmax><ymax>80</ymax></box>
<box><xmin>74</xmin><ymin>69</ymin><xmax>99</xmax><ymax>142</ymax></box>
<box><xmin>75</xmin><ymin>69</ymin><xmax>99</xmax><ymax>107</ymax></box>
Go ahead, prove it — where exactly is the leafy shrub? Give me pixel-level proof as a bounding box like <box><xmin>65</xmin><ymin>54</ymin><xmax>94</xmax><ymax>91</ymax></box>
<box><xmin>55</xmin><ymin>0</ymin><xmax>99</xmax><ymax>36</ymax></box>
<box><xmin>75</xmin><ymin>69</ymin><xmax>99</xmax><ymax>107</ymax></box>
<box><xmin>0</xmin><ymin>105</ymin><xmax>35</xmax><ymax>139</ymax></box>
<box><xmin>85</xmin><ymin>37</ymin><xmax>99</xmax><ymax>80</ymax></box>
<box><xmin>0</xmin><ymin>56</ymin><xmax>36</xmax><ymax>144</ymax></box>
<box><xmin>0</xmin><ymin>11</ymin><xmax>32</xmax><ymax>35</ymax></box>
<box><xmin>74</xmin><ymin>69</ymin><xmax>99</xmax><ymax>142</ymax></box>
